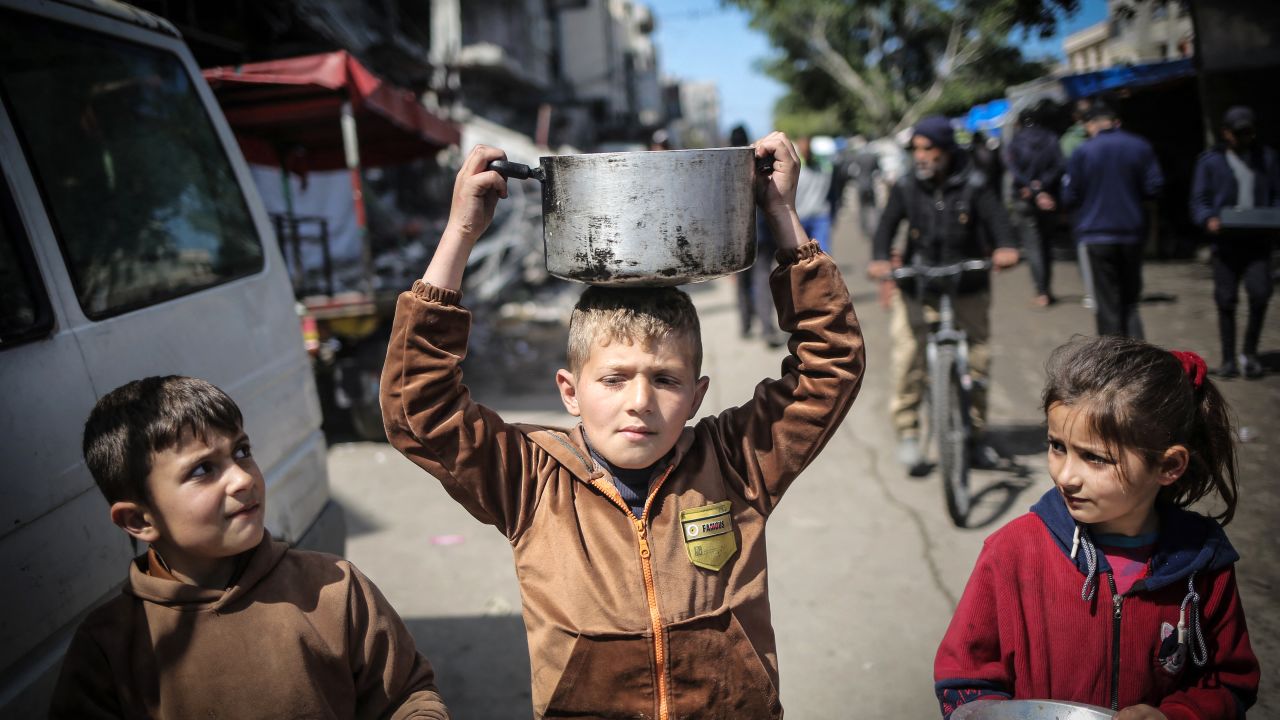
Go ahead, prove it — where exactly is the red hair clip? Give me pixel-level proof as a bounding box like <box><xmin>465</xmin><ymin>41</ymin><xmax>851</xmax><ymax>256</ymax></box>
<box><xmin>1170</xmin><ymin>350</ymin><xmax>1207</xmax><ymax>390</ymax></box>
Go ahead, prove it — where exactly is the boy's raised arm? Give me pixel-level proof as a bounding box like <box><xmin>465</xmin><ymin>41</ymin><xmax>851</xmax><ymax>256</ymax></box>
<box><xmin>423</xmin><ymin>145</ymin><xmax>510</xmax><ymax>290</ymax></box>
<box><xmin>754</xmin><ymin>132</ymin><xmax>808</xmax><ymax>254</ymax></box>
<box><xmin>382</xmin><ymin>145</ymin><xmax>539</xmax><ymax>538</ymax></box>
<box><xmin>707</xmin><ymin>132</ymin><xmax>866</xmax><ymax>511</ymax></box>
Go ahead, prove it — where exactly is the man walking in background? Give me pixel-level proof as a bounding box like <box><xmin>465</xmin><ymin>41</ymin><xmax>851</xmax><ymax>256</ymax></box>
<box><xmin>730</xmin><ymin>124</ymin><xmax>786</xmax><ymax>348</ymax></box>
<box><xmin>1061</xmin><ymin>97</ymin><xmax>1098</xmax><ymax>310</ymax></box>
<box><xmin>1005</xmin><ymin>106</ymin><xmax>1065</xmax><ymax>307</ymax></box>
<box><xmin>1191</xmin><ymin>105</ymin><xmax>1280</xmax><ymax>379</ymax></box>
<box><xmin>1059</xmin><ymin>98</ymin><xmax>1092</xmax><ymax>160</ymax></box>
<box><xmin>1061</xmin><ymin>101</ymin><xmax>1163</xmax><ymax>337</ymax></box>
<box><xmin>796</xmin><ymin>135</ymin><xmax>836</xmax><ymax>254</ymax></box>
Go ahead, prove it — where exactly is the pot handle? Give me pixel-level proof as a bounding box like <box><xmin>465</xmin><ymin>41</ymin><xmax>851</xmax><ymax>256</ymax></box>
<box><xmin>755</xmin><ymin>152</ymin><xmax>777</xmax><ymax>176</ymax></box>
<box><xmin>487</xmin><ymin>159</ymin><xmax>545</xmax><ymax>182</ymax></box>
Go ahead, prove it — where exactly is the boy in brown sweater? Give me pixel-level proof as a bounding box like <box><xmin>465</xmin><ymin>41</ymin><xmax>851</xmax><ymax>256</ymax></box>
<box><xmin>381</xmin><ymin>132</ymin><xmax>865</xmax><ymax>719</ymax></box>
<box><xmin>52</xmin><ymin>376</ymin><xmax>449</xmax><ymax>719</ymax></box>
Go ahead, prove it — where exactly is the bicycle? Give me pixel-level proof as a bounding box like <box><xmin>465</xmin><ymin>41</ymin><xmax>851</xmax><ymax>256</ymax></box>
<box><xmin>892</xmin><ymin>259</ymin><xmax>992</xmax><ymax>526</ymax></box>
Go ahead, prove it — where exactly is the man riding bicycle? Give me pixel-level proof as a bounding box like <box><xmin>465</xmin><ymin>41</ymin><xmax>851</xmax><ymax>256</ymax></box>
<box><xmin>867</xmin><ymin>116</ymin><xmax>1019</xmax><ymax>472</ymax></box>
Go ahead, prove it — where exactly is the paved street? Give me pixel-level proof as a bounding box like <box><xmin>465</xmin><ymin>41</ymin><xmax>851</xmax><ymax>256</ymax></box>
<box><xmin>328</xmin><ymin>206</ymin><xmax>1278</xmax><ymax>718</ymax></box>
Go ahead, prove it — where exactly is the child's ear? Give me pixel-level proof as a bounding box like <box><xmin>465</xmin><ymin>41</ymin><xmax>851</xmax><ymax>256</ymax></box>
<box><xmin>555</xmin><ymin>368</ymin><xmax>582</xmax><ymax>417</ymax></box>
<box><xmin>1156</xmin><ymin>445</ymin><xmax>1190</xmax><ymax>487</ymax></box>
<box><xmin>688</xmin><ymin>376</ymin><xmax>711</xmax><ymax>419</ymax></box>
<box><xmin>110</xmin><ymin>501</ymin><xmax>161</xmax><ymax>544</ymax></box>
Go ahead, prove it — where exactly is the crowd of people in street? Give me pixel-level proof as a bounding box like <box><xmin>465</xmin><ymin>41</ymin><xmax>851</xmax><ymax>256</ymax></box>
<box><xmin>727</xmin><ymin>100</ymin><xmax>1278</xmax><ymax>481</ymax></box>
<box><xmin>777</xmin><ymin>99</ymin><xmax>1279</xmax><ymax>474</ymax></box>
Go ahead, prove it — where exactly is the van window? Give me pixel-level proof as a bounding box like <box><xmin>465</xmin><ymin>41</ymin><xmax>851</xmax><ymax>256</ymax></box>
<box><xmin>0</xmin><ymin>183</ymin><xmax>52</xmax><ymax>347</ymax></box>
<box><xmin>0</xmin><ymin>10</ymin><xmax>263</xmax><ymax>319</ymax></box>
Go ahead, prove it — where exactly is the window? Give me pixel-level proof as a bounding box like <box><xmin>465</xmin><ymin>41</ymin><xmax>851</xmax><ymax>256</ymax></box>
<box><xmin>0</xmin><ymin>10</ymin><xmax>262</xmax><ymax>319</ymax></box>
<box><xmin>0</xmin><ymin>182</ymin><xmax>52</xmax><ymax>347</ymax></box>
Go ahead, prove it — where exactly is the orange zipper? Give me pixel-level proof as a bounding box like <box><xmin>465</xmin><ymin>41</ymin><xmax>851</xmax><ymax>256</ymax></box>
<box><xmin>590</xmin><ymin>466</ymin><xmax>675</xmax><ymax>720</ymax></box>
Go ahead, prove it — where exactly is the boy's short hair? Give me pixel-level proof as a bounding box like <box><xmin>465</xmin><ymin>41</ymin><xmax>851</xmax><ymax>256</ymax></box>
<box><xmin>567</xmin><ymin>286</ymin><xmax>702</xmax><ymax>375</ymax></box>
<box><xmin>83</xmin><ymin>376</ymin><xmax>244</xmax><ymax>504</ymax></box>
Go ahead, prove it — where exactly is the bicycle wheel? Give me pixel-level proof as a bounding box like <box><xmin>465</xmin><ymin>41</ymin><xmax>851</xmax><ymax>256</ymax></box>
<box><xmin>931</xmin><ymin>345</ymin><xmax>971</xmax><ymax>525</ymax></box>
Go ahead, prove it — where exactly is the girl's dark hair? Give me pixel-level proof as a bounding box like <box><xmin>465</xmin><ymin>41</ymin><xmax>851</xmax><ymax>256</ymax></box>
<box><xmin>1042</xmin><ymin>335</ymin><xmax>1238</xmax><ymax>524</ymax></box>
<box><xmin>83</xmin><ymin>376</ymin><xmax>244</xmax><ymax>504</ymax></box>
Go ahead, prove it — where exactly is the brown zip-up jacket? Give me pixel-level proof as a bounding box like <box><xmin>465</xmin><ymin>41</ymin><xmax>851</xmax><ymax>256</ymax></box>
<box><xmin>382</xmin><ymin>242</ymin><xmax>864</xmax><ymax>719</ymax></box>
<box><xmin>50</xmin><ymin>533</ymin><xmax>448</xmax><ymax>719</ymax></box>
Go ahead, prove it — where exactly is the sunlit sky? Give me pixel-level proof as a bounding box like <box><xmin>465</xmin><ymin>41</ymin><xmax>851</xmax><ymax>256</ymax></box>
<box><xmin>647</xmin><ymin>0</ymin><xmax>1110</xmax><ymax>138</ymax></box>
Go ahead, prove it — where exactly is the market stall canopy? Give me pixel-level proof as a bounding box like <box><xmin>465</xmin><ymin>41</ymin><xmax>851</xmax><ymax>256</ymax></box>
<box><xmin>964</xmin><ymin>99</ymin><xmax>1010</xmax><ymax>136</ymax></box>
<box><xmin>203</xmin><ymin>51</ymin><xmax>459</xmax><ymax>171</ymax></box>
<box><xmin>1059</xmin><ymin>58</ymin><xmax>1195</xmax><ymax>101</ymax></box>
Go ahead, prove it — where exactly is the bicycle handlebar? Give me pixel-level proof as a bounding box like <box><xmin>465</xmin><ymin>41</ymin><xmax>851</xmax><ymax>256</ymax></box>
<box><xmin>890</xmin><ymin>259</ymin><xmax>992</xmax><ymax>280</ymax></box>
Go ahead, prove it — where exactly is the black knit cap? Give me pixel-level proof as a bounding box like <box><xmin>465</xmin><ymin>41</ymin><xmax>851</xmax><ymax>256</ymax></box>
<box><xmin>912</xmin><ymin>116</ymin><xmax>956</xmax><ymax>151</ymax></box>
<box><xmin>1223</xmin><ymin>106</ymin><xmax>1255</xmax><ymax>132</ymax></box>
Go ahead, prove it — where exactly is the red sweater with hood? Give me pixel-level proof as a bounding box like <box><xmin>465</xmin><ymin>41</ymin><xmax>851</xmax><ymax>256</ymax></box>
<box><xmin>934</xmin><ymin>488</ymin><xmax>1259</xmax><ymax>719</ymax></box>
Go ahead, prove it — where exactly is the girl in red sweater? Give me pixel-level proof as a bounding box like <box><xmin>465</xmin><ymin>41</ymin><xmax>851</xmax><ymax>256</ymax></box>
<box><xmin>934</xmin><ymin>335</ymin><xmax>1259</xmax><ymax>719</ymax></box>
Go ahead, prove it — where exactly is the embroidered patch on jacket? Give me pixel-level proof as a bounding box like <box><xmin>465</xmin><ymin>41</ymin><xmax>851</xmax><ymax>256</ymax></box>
<box><xmin>1156</xmin><ymin>621</ymin><xmax>1187</xmax><ymax>676</ymax></box>
<box><xmin>679</xmin><ymin>501</ymin><xmax>737</xmax><ymax>571</ymax></box>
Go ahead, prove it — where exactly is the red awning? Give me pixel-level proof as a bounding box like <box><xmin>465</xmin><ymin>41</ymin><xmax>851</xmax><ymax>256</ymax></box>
<box><xmin>203</xmin><ymin>51</ymin><xmax>460</xmax><ymax>171</ymax></box>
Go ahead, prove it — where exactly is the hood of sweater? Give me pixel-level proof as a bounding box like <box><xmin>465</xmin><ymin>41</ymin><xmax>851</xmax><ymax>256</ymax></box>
<box><xmin>124</xmin><ymin>531</ymin><xmax>288</xmax><ymax>611</ymax></box>
<box><xmin>1030</xmin><ymin>487</ymin><xmax>1238</xmax><ymax>594</ymax></box>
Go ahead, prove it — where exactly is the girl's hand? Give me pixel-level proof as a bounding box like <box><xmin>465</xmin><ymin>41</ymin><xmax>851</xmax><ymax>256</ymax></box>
<box><xmin>753</xmin><ymin>132</ymin><xmax>800</xmax><ymax>222</ymax></box>
<box><xmin>1114</xmin><ymin>704</ymin><xmax>1167</xmax><ymax>720</ymax></box>
<box><xmin>444</xmin><ymin>144</ymin><xmax>509</xmax><ymax>246</ymax></box>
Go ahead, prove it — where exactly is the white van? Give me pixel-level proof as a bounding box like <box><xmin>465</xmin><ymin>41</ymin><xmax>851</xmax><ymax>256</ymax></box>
<box><xmin>0</xmin><ymin>0</ymin><xmax>344</xmax><ymax>713</ymax></box>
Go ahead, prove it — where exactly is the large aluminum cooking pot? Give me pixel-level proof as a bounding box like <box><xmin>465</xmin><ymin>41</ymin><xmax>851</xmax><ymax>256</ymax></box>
<box><xmin>951</xmin><ymin>700</ymin><xmax>1115</xmax><ymax>720</ymax></box>
<box><xmin>489</xmin><ymin>147</ymin><xmax>771</xmax><ymax>286</ymax></box>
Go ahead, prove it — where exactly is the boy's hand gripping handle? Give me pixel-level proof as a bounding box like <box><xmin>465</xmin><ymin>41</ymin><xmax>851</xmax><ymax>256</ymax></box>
<box><xmin>487</xmin><ymin>159</ymin><xmax>545</xmax><ymax>182</ymax></box>
<box><xmin>755</xmin><ymin>153</ymin><xmax>776</xmax><ymax>176</ymax></box>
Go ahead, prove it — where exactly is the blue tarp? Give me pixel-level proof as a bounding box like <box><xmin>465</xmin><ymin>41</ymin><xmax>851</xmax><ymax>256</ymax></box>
<box><xmin>964</xmin><ymin>99</ymin><xmax>1011</xmax><ymax>136</ymax></box>
<box><xmin>1059</xmin><ymin>58</ymin><xmax>1196</xmax><ymax>99</ymax></box>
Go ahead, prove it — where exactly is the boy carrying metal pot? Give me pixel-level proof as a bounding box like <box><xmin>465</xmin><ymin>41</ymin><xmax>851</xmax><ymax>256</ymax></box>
<box><xmin>380</xmin><ymin>132</ymin><xmax>865</xmax><ymax>719</ymax></box>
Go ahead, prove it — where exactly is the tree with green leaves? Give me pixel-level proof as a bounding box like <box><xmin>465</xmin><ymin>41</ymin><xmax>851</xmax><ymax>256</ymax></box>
<box><xmin>727</xmin><ymin>0</ymin><xmax>1080</xmax><ymax>136</ymax></box>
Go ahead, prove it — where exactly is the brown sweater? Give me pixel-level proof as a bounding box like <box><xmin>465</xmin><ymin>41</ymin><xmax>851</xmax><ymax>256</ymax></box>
<box><xmin>50</xmin><ymin>533</ymin><xmax>449</xmax><ymax>719</ymax></box>
<box><xmin>381</xmin><ymin>241</ymin><xmax>864</xmax><ymax>719</ymax></box>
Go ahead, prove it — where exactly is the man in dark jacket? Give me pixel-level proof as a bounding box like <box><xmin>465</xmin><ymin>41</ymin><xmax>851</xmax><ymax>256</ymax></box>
<box><xmin>1190</xmin><ymin>105</ymin><xmax>1280</xmax><ymax>378</ymax></box>
<box><xmin>869</xmin><ymin>116</ymin><xmax>1019</xmax><ymax>471</ymax></box>
<box><xmin>1061</xmin><ymin>101</ymin><xmax>1164</xmax><ymax>337</ymax></box>
<box><xmin>1005</xmin><ymin>108</ymin><xmax>1065</xmax><ymax>306</ymax></box>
